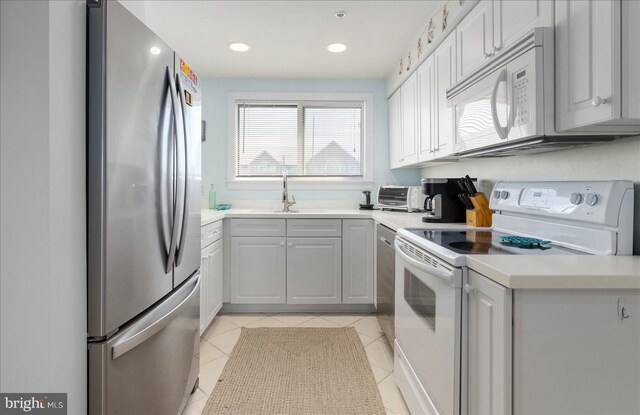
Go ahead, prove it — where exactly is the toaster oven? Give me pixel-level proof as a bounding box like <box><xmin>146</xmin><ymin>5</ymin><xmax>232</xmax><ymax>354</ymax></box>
<box><xmin>378</xmin><ymin>186</ymin><xmax>425</xmax><ymax>212</ymax></box>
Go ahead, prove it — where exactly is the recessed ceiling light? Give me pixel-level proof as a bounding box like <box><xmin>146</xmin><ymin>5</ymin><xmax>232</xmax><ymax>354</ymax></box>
<box><xmin>229</xmin><ymin>42</ymin><xmax>251</xmax><ymax>52</ymax></box>
<box><xmin>327</xmin><ymin>43</ymin><xmax>347</xmax><ymax>53</ymax></box>
<box><xmin>335</xmin><ymin>11</ymin><xmax>347</xmax><ymax>19</ymax></box>
<box><xmin>149</xmin><ymin>46</ymin><xmax>161</xmax><ymax>55</ymax></box>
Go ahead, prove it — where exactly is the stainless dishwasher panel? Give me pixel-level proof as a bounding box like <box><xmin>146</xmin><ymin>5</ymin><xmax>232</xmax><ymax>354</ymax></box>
<box><xmin>89</xmin><ymin>273</ymin><xmax>200</xmax><ymax>415</ymax></box>
<box><xmin>376</xmin><ymin>224</ymin><xmax>396</xmax><ymax>345</ymax></box>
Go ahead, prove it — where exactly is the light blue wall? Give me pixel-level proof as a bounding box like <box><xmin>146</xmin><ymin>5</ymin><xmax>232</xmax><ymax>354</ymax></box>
<box><xmin>200</xmin><ymin>78</ymin><xmax>421</xmax><ymax>202</ymax></box>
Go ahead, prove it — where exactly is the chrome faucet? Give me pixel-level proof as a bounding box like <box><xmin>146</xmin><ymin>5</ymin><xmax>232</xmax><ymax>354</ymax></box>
<box><xmin>281</xmin><ymin>172</ymin><xmax>296</xmax><ymax>212</ymax></box>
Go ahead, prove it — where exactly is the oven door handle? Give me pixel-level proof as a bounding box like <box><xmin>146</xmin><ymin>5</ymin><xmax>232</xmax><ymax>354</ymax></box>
<box><xmin>394</xmin><ymin>240</ymin><xmax>455</xmax><ymax>284</ymax></box>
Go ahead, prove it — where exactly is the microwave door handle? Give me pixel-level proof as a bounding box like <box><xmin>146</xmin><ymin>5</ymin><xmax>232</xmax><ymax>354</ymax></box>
<box><xmin>394</xmin><ymin>240</ymin><xmax>455</xmax><ymax>284</ymax></box>
<box><xmin>490</xmin><ymin>68</ymin><xmax>509</xmax><ymax>140</ymax></box>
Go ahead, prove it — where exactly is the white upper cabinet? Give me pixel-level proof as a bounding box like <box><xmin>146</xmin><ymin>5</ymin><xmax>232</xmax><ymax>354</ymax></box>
<box><xmin>555</xmin><ymin>0</ymin><xmax>618</xmax><ymax>131</ymax></box>
<box><xmin>493</xmin><ymin>0</ymin><xmax>554</xmax><ymax>53</ymax></box>
<box><xmin>622</xmin><ymin>0</ymin><xmax>640</xmax><ymax>121</ymax></box>
<box><xmin>457</xmin><ymin>0</ymin><xmax>493</xmax><ymax>80</ymax></box>
<box><xmin>434</xmin><ymin>30</ymin><xmax>457</xmax><ymax>158</ymax></box>
<box><xmin>457</xmin><ymin>0</ymin><xmax>553</xmax><ymax>81</ymax></box>
<box><xmin>417</xmin><ymin>54</ymin><xmax>435</xmax><ymax>162</ymax></box>
<box><xmin>556</xmin><ymin>0</ymin><xmax>640</xmax><ymax>132</ymax></box>
<box><xmin>400</xmin><ymin>71</ymin><xmax>419</xmax><ymax>165</ymax></box>
<box><xmin>388</xmin><ymin>89</ymin><xmax>403</xmax><ymax>169</ymax></box>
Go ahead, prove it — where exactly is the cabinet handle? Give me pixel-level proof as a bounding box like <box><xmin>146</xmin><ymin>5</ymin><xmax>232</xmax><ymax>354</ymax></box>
<box><xmin>492</xmin><ymin>46</ymin><xmax>501</xmax><ymax>54</ymax></box>
<box><xmin>464</xmin><ymin>284</ymin><xmax>475</xmax><ymax>294</ymax></box>
<box><xmin>288</xmin><ymin>242</ymin><xmax>293</xmax><ymax>247</ymax></box>
<box><xmin>592</xmin><ymin>96</ymin><xmax>607</xmax><ymax>107</ymax></box>
<box><xmin>483</xmin><ymin>50</ymin><xmax>493</xmax><ymax>59</ymax></box>
<box><xmin>280</xmin><ymin>242</ymin><xmax>285</xmax><ymax>247</ymax></box>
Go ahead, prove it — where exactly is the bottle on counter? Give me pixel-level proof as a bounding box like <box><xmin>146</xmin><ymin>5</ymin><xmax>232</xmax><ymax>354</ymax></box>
<box><xmin>208</xmin><ymin>184</ymin><xmax>216</xmax><ymax>209</ymax></box>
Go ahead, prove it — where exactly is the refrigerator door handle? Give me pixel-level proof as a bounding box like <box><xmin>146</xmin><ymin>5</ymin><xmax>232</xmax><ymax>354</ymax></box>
<box><xmin>175</xmin><ymin>73</ymin><xmax>189</xmax><ymax>267</ymax></box>
<box><xmin>111</xmin><ymin>273</ymin><xmax>200</xmax><ymax>360</ymax></box>
<box><xmin>165</xmin><ymin>67</ymin><xmax>182</xmax><ymax>273</ymax></box>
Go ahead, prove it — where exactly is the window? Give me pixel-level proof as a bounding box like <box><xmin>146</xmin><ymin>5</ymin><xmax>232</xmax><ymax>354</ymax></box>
<box><xmin>228</xmin><ymin>92</ymin><xmax>373</xmax><ymax>189</ymax></box>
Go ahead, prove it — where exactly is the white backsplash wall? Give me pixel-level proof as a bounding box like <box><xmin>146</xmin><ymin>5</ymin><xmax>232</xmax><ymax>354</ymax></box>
<box><xmin>420</xmin><ymin>137</ymin><xmax>640</xmax><ymax>254</ymax></box>
<box><xmin>200</xmin><ymin>78</ymin><xmax>421</xmax><ymax>206</ymax></box>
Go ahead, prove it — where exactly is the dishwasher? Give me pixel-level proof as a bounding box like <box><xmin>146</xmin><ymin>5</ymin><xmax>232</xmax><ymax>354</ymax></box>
<box><xmin>376</xmin><ymin>223</ymin><xmax>396</xmax><ymax>346</ymax></box>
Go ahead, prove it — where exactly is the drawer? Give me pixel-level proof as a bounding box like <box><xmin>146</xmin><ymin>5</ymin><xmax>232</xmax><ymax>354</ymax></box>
<box><xmin>204</xmin><ymin>220</ymin><xmax>223</xmax><ymax>246</ymax></box>
<box><xmin>229</xmin><ymin>219</ymin><xmax>286</xmax><ymax>237</ymax></box>
<box><xmin>286</xmin><ymin>219</ymin><xmax>342</xmax><ymax>237</ymax></box>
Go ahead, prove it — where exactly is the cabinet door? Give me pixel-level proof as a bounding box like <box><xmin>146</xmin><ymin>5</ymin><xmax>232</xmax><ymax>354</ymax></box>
<box><xmin>199</xmin><ymin>248</ymin><xmax>208</xmax><ymax>335</ymax></box>
<box><xmin>342</xmin><ymin>220</ymin><xmax>374</xmax><ymax>304</ymax></box>
<box><xmin>400</xmin><ymin>71</ymin><xmax>419</xmax><ymax>165</ymax></box>
<box><xmin>388</xmin><ymin>89</ymin><xmax>403</xmax><ymax>169</ymax></box>
<box><xmin>555</xmin><ymin>0</ymin><xmax>620</xmax><ymax>131</ymax></box>
<box><xmin>230</xmin><ymin>237</ymin><xmax>286</xmax><ymax>304</ymax></box>
<box><xmin>467</xmin><ymin>270</ymin><xmax>512</xmax><ymax>415</ymax></box>
<box><xmin>287</xmin><ymin>238</ymin><xmax>342</xmax><ymax>304</ymax></box>
<box><xmin>456</xmin><ymin>0</ymin><xmax>493</xmax><ymax>80</ymax></box>
<box><xmin>417</xmin><ymin>55</ymin><xmax>435</xmax><ymax>162</ymax></box>
<box><xmin>208</xmin><ymin>239</ymin><xmax>223</xmax><ymax>324</ymax></box>
<box><xmin>434</xmin><ymin>31</ymin><xmax>457</xmax><ymax>158</ymax></box>
<box><xmin>494</xmin><ymin>0</ymin><xmax>554</xmax><ymax>52</ymax></box>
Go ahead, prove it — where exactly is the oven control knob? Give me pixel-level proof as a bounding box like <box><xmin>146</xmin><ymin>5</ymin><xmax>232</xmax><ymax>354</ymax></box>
<box><xmin>585</xmin><ymin>193</ymin><xmax>599</xmax><ymax>206</ymax></box>
<box><xmin>464</xmin><ymin>284</ymin><xmax>475</xmax><ymax>294</ymax></box>
<box><xmin>500</xmin><ymin>190</ymin><xmax>510</xmax><ymax>199</ymax></box>
<box><xmin>494</xmin><ymin>190</ymin><xmax>501</xmax><ymax>199</ymax></box>
<box><xmin>570</xmin><ymin>192</ymin><xmax>583</xmax><ymax>205</ymax></box>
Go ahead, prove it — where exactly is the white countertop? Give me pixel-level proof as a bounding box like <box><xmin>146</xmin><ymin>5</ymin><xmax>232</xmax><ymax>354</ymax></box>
<box><xmin>200</xmin><ymin>207</ymin><xmax>464</xmax><ymax>232</ymax></box>
<box><xmin>466</xmin><ymin>255</ymin><xmax>640</xmax><ymax>289</ymax></box>
<box><xmin>200</xmin><ymin>208</ymin><xmax>640</xmax><ymax>290</ymax></box>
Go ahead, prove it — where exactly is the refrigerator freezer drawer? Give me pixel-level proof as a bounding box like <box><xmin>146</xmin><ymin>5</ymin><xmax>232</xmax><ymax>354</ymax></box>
<box><xmin>89</xmin><ymin>273</ymin><xmax>200</xmax><ymax>415</ymax></box>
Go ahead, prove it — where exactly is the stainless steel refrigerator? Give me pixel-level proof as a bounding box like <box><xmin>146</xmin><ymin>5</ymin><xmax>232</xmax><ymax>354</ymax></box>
<box><xmin>87</xmin><ymin>1</ymin><xmax>202</xmax><ymax>413</ymax></box>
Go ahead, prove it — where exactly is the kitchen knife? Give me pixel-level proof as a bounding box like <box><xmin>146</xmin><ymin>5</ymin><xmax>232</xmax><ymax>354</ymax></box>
<box><xmin>464</xmin><ymin>175</ymin><xmax>478</xmax><ymax>195</ymax></box>
<box><xmin>457</xmin><ymin>179</ymin><xmax>469</xmax><ymax>195</ymax></box>
<box><xmin>458</xmin><ymin>193</ymin><xmax>474</xmax><ymax>210</ymax></box>
<box><xmin>461</xmin><ymin>177</ymin><xmax>475</xmax><ymax>196</ymax></box>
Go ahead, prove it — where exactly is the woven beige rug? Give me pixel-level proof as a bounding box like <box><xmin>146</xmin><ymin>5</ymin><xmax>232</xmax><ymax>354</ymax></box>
<box><xmin>202</xmin><ymin>327</ymin><xmax>386</xmax><ymax>415</ymax></box>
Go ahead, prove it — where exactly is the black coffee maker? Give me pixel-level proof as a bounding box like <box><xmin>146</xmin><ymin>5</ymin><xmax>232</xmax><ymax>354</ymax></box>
<box><xmin>421</xmin><ymin>178</ymin><xmax>468</xmax><ymax>223</ymax></box>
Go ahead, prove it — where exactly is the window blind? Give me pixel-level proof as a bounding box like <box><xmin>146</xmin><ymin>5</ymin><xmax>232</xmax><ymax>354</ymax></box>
<box><xmin>237</xmin><ymin>104</ymin><xmax>298</xmax><ymax>176</ymax></box>
<box><xmin>235</xmin><ymin>101</ymin><xmax>363</xmax><ymax>177</ymax></box>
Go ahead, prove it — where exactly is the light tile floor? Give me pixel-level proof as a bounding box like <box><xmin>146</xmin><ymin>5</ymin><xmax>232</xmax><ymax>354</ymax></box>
<box><xmin>183</xmin><ymin>312</ymin><xmax>410</xmax><ymax>415</ymax></box>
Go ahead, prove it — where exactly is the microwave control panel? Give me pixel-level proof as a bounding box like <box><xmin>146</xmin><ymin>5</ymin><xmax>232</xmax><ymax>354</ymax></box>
<box><xmin>513</xmin><ymin>68</ymin><xmax>530</xmax><ymax>127</ymax></box>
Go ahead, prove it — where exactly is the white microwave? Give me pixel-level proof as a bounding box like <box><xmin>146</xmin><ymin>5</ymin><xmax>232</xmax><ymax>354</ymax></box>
<box><xmin>447</xmin><ymin>28</ymin><xmax>556</xmax><ymax>155</ymax></box>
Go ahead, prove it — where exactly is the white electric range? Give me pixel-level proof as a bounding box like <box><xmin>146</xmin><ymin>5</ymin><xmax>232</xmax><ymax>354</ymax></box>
<box><xmin>393</xmin><ymin>180</ymin><xmax>634</xmax><ymax>415</ymax></box>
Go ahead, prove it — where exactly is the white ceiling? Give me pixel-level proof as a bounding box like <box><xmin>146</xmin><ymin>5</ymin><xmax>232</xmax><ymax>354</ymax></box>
<box><xmin>139</xmin><ymin>1</ymin><xmax>439</xmax><ymax>79</ymax></box>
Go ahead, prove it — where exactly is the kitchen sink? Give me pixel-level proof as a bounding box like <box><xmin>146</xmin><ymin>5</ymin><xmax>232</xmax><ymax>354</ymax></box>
<box><xmin>242</xmin><ymin>209</ymin><xmax>330</xmax><ymax>214</ymax></box>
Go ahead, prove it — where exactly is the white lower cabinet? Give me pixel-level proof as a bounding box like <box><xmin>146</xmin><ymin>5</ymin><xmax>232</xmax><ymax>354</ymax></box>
<box><xmin>342</xmin><ymin>219</ymin><xmax>374</xmax><ymax>304</ymax></box>
<box><xmin>228</xmin><ymin>218</ymin><xmax>374</xmax><ymax>306</ymax></box>
<box><xmin>467</xmin><ymin>269</ymin><xmax>640</xmax><ymax>415</ymax></box>
<box><xmin>200</xmin><ymin>221</ymin><xmax>223</xmax><ymax>335</ymax></box>
<box><xmin>209</xmin><ymin>239</ymin><xmax>223</xmax><ymax>320</ymax></box>
<box><xmin>230</xmin><ymin>236</ymin><xmax>286</xmax><ymax>304</ymax></box>
<box><xmin>467</xmin><ymin>270</ymin><xmax>512</xmax><ymax>415</ymax></box>
<box><xmin>287</xmin><ymin>238</ymin><xmax>342</xmax><ymax>304</ymax></box>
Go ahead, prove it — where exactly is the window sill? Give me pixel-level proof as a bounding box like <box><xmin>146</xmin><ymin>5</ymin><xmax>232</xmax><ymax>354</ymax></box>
<box><xmin>227</xmin><ymin>178</ymin><xmax>374</xmax><ymax>190</ymax></box>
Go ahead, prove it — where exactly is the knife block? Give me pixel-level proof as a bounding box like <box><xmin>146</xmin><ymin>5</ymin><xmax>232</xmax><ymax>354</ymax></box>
<box><xmin>466</xmin><ymin>193</ymin><xmax>493</xmax><ymax>227</ymax></box>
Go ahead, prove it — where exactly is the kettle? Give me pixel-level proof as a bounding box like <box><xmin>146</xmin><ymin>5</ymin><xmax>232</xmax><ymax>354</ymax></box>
<box><xmin>359</xmin><ymin>190</ymin><xmax>373</xmax><ymax>210</ymax></box>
